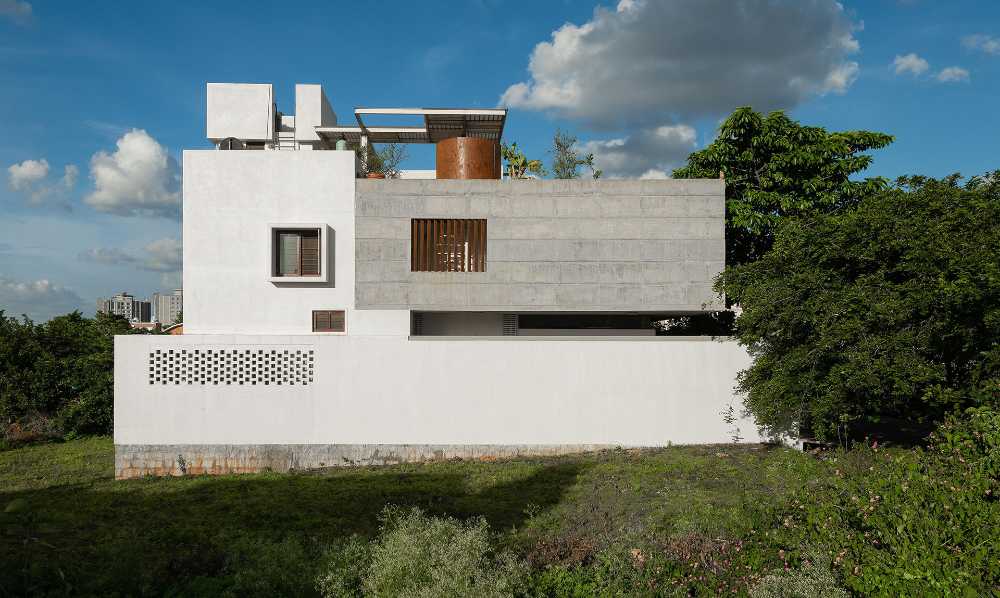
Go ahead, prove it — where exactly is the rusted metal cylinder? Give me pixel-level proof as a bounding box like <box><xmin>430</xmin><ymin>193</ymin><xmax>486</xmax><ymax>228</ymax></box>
<box><xmin>436</xmin><ymin>137</ymin><xmax>501</xmax><ymax>179</ymax></box>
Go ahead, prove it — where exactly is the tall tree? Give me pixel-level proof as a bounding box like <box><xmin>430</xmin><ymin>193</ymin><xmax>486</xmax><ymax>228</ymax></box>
<box><xmin>722</xmin><ymin>173</ymin><xmax>1000</xmax><ymax>440</ymax></box>
<box><xmin>673</xmin><ymin>107</ymin><xmax>893</xmax><ymax>266</ymax></box>
<box><xmin>550</xmin><ymin>129</ymin><xmax>601</xmax><ymax>179</ymax></box>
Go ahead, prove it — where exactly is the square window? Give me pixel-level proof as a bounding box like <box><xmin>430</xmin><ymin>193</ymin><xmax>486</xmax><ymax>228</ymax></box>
<box><xmin>267</xmin><ymin>224</ymin><xmax>329</xmax><ymax>282</ymax></box>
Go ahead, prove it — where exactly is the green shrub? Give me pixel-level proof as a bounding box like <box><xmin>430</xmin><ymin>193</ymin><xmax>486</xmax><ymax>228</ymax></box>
<box><xmin>317</xmin><ymin>506</ymin><xmax>527</xmax><ymax>598</ymax></box>
<box><xmin>721</xmin><ymin>173</ymin><xmax>1000</xmax><ymax>439</ymax></box>
<box><xmin>790</xmin><ymin>408</ymin><xmax>1000</xmax><ymax>595</ymax></box>
<box><xmin>749</xmin><ymin>548</ymin><xmax>848</xmax><ymax>598</ymax></box>
<box><xmin>315</xmin><ymin>536</ymin><xmax>370</xmax><ymax>598</ymax></box>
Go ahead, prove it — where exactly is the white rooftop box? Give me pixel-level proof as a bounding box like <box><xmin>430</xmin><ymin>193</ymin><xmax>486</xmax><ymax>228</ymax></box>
<box><xmin>206</xmin><ymin>83</ymin><xmax>274</xmax><ymax>143</ymax></box>
<box><xmin>295</xmin><ymin>84</ymin><xmax>337</xmax><ymax>143</ymax></box>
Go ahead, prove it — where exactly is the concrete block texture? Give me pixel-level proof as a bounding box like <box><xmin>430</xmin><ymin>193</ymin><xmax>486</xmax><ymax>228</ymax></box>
<box><xmin>356</xmin><ymin>179</ymin><xmax>724</xmax><ymax>311</ymax></box>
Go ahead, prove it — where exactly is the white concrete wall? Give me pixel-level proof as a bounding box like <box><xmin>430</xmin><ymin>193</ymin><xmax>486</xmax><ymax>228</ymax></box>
<box><xmin>115</xmin><ymin>334</ymin><xmax>760</xmax><ymax>446</ymax></box>
<box><xmin>183</xmin><ymin>150</ymin><xmax>408</xmax><ymax>335</ymax></box>
<box><xmin>294</xmin><ymin>84</ymin><xmax>336</xmax><ymax>144</ymax></box>
<box><xmin>206</xmin><ymin>83</ymin><xmax>274</xmax><ymax>142</ymax></box>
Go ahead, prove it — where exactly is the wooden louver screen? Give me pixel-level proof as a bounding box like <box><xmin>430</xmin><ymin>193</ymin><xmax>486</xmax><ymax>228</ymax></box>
<box><xmin>312</xmin><ymin>310</ymin><xmax>345</xmax><ymax>332</ymax></box>
<box><xmin>410</xmin><ymin>219</ymin><xmax>486</xmax><ymax>272</ymax></box>
<box><xmin>276</xmin><ymin>229</ymin><xmax>320</xmax><ymax>276</ymax></box>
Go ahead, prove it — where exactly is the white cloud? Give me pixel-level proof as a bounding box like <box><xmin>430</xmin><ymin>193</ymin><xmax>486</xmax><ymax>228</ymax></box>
<box><xmin>0</xmin><ymin>276</ymin><xmax>85</xmax><ymax>322</ymax></box>
<box><xmin>638</xmin><ymin>169</ymin><xmax>670</xmax><ymax>180</ymax></box>
<box><xmin>936</xmin><ymin>66</ymin><xmax>970</xmax><ymax>83</ymax></box>
<box><xmin>7</xmin><ymin>158</ymin><xmax>78</xmax><ymax>205</ymax></box>
<box><xmin>62</xmin><ymin>164</ymin><xmax>79</xmax><ymax>189</ymax></box>
<box><xmin>85</xmin><ymin>129</ymin><xmax>181</xmax><ymax>218</ymax></box>
<box><xmin>892</xmin><ymin>53</ymin><xmax>929</xmax><ymax>76</ymax></box>
<box><xmin>159</xmin><ymin>272</ymin><xmax>182</xmax><ymax>288</ymax></box>
<box><xmin>141</xmin><ymin>237</ymin><xmax>183</xmax><ymax>272</ymax></box>
<box><xmin>8</xmin><ymin>158</ymin><xmax>49</xmax><ymax>191</ymax></box>
<box><xmin>0</xmin><ymin>0</ymin><xmax>32</xmax><ymax>25</ymax></box>
<box><xmin>78</xmin><ymin>247</ymin><xmax>138</xmax><ymax>267</ymax></box>
<box><xmin>963</xmin><ymin>34</ymin><xmax>1000</xmax><ymax>56</ymax></box>
<box><xmin>79</xmin><ymin>237</ymin><xmax>182</xmax><ymax>273</ymax></box>
<box><xmin>580</xmin><ymin>124</ymin><xmax>697</xmax><ymax>178</ymax></box>
<box><xmin>499</xmin><ymin>0</ymin><xmax>861</xmax><ymax>128</ymax></box>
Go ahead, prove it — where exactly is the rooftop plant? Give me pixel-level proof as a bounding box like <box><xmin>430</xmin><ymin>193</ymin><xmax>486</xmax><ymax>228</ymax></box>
<box><xmin>356</xmin><ymin>143</ymin><xmax>408</xmax><ymax>179</ymax></box>
<box><xmin>501</xmin><ymin>141</ymin><xmax>546</xmax><ymax>179</ymax></box>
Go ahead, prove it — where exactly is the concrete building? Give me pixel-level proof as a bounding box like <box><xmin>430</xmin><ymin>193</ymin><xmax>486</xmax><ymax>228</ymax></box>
<box><xmin>99</xmin><ymin>292</ymin><xmax>151</xmax><ymax>323</ymax></box>
<box><xmin>113</xmin><ymin>83</ymin><xmax>761</xmax><ymax>479</ymax></box>
<box><xmin>152</xmin><ymin>289</ymin><xmax>183</xmax><ymax>325</ymax></box>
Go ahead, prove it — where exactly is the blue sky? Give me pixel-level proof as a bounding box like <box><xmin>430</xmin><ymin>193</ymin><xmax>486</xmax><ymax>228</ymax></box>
<box><xmin>1</xmin><ymin>0</ymin><xmax>998</xmax><ymax>321</ymax></box>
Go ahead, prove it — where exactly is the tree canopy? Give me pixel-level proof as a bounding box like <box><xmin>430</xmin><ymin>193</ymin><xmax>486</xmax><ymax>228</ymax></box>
<box><xmin>673</xmin><ymin>107</ymin><xmax>893</xmax><ymax>266</ymax></box>
<box><xmin>721</xmin><ymin>173</ymin><xmax>1000</xmax><ymax>440</ymax></box>
<box><xmin>0</xmin><ymin>310</ymin><xmax>137</xmax><ymax>443</ymax></box>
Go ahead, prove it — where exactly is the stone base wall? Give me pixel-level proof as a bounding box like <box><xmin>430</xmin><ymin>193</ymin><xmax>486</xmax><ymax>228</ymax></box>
<box><xmin>114</xmin><ymin>444</ymin><xmax>615</xmax><ymax>479</ymax></box>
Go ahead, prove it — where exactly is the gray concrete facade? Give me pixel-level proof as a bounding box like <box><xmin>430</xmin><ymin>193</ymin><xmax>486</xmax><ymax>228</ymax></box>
<box><xmin>355</xmin><ymin>178</ymin><xmax>725</xmax><ymax>311</ymax></box>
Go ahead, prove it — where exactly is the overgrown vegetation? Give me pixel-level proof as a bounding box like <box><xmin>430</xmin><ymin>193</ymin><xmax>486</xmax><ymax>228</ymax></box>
<box><xmin>721</xmin><ymin>173</ymin><xmax>1000</xmax><ymax>440</ymax></box>
<box><xmin>0</xmin><ymin>310</ymin><xmax>141</xmax><ymax>446</ymax></box>
<box><xmin>318</xmin><ymin>507</ymin><xmax>528</xmax><ymax>597</ymax></box>
<box><xmin>0</xmin><ymin>440</ymin><xmax>820</xmax><ymax>595</ymax></box>
<box><xmin>791</xmin><ymin>407</ymin><xmax>1000</xmax><ymax>595</ymax></box>
<box><xmin>2</xmin><ymin>419</ymin><xmax>997</xmax><ymax>596</ymax></box>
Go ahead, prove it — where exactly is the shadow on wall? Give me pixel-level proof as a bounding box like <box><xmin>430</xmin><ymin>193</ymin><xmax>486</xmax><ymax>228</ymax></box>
<box><xmin>0</xmin><ymin>457</ymin><xmax>587</xmax><ymax>594</ymax></box>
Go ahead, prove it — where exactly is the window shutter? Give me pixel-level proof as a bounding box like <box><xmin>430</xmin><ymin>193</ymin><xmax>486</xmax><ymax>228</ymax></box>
<box><xmin>313</xmin><ymin>310</ymin><xmax>331</xmax><ymax>331</ymax></box>
<box><xmin>300</xmin><ymin>231</ymin><xmax>320</xmax><ymax>276</ymax></box>
<box><xmin>411</xmin><ymin>219</ymin><xmax>486</xmax><ymax>272</ymax></box>
<box><xmin>329</xmin><ymin>311</ymin><xmax>345</xmax><ymax>332</ymax></box>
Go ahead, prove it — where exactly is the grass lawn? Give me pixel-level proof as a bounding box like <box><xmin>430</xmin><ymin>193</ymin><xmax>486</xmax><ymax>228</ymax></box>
<box><xmin>1</xmin><ymin>437</ymin><xmax>831</xmax><ymax>596</ymax></box>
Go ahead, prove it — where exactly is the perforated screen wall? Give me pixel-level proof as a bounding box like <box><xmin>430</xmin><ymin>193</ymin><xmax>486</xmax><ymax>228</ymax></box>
<box><xmin>148</xmin><ymin>347</ymin><xmax>315</xmax><ymax>386</ymax></box>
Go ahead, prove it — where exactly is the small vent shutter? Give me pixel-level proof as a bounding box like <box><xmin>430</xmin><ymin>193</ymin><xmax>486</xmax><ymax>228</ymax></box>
<box><xmin>312</xmin><ymin>310</ymin><xmax>345</xmax><ymax>332</ymax></box>
<box><xmin>412</xmin><ymin>312</ymin><xmax>425</xmax><ymax>335</ymax></box>
<box><xmin>502</xmin><ymin>314</ymin><xmax>518</xmax><ymax>336</ymax></box>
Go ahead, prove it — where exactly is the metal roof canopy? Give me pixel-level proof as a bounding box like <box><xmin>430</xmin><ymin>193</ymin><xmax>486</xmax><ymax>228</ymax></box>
<box><xmin>315</xmin><ymin>107</ymin><xmax>506</xmax><ymax>144</ymax></box>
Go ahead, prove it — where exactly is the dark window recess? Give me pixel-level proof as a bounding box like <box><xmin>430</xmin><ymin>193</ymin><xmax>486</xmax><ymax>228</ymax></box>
<box><xmin>312</xmin><ymin>310</ymin><xmax>345</xmax><ymax>332</ymax></box>
<box><xmin>275</xmin><ymin>229</ymin><xmax>320</xmax><ymax>276</ymax></box>
<box><xmin>411</xmin><ymin>218</ymin><xmax>486</xmax><ymax>272</ymax></box>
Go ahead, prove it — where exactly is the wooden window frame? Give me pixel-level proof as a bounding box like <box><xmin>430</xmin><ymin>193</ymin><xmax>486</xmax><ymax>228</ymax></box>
<box><xmin>312</xmin><ymin>310</ymin><xmax>346</xmax><ymax>333</ymax></box>
<box><xmin>267</xmin><ymin>223</ymin><xmax>329</xmax><ymax>283</ymax></box>
<box><xmin>410</xmin><ymin>218</ymin><xmax>486</xmax><ymax>272</ymax></box>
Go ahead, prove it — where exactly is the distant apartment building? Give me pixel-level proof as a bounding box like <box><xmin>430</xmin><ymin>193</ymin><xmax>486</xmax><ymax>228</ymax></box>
<box><xmin>152</xmin><ymin>289</ymin><xmax>183</xmax><ymax>324</ymax></box>
<box><xmin>97</xmin><ymin>292</ymin><xmax>151</xmax><ymax>323</ymax></box>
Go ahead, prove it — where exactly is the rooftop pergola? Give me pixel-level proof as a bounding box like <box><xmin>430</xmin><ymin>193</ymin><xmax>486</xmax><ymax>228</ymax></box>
<box><xmin>315</xmin><ymin>107</ymin><xmax>507</xmax><ymax>145</ymax></box>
